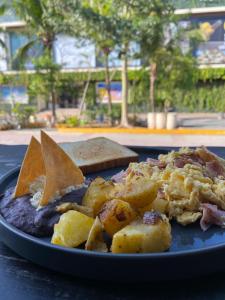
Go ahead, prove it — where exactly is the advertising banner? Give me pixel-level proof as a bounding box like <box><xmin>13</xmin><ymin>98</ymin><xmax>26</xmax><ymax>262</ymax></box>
<box><xmin>192</xmin><ymin>15</ymin><xmax>225</xmax><ymax>64</ymax></box>
<box><xmin>96</xmin><ymin>82</ymin><xmax>122</xmax><ymax>103</ymax></box>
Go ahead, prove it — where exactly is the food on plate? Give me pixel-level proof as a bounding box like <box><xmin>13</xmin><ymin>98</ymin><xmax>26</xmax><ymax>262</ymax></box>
<box><xmin>56</xmin><ymin>202</ymin><xmax>93</xmax><ymax>217</ymax></box>
<box><xmin>14</xmin><ymin>136</ymin><xmax>45</xmax><ymax>198</ymax></box>
<box><xmin>51</xmin><ymin>210</ymin><xmax>94</xmax><ymax>247</ymax></box>
<box><xmin>39</xmin><ymin>131</ymin><xmax>85</xmax><ymax>206</ymax></box>
<box><xmin>0</xmin><ymin>185</ymin><xmax>88</xmax><ymax>237</ymax></box>
<box><xmin>14</xmin><ymin>130</ymin><xmax>85</xmax><ymax>207</ymax></box>
<box><xmin>99</xmin><ymin>199</ymin><xmax>137</xmax><ymax>237</ymax></box>
<box><xmin>2</xmin><ymin>130</ymin><xmax>225</xmax><ymax>254</ymax></box>
<box><xmin>111</xmin><ymin>211</ymin><xmax>171</xmax><ymax>253</ymax></box>
<box><xmin>85</xmin><ymin>217</ymin><xmax>108</xmax><ymax>252</ymax></box>
<box><xmin>61</xmin><ymin>137</ymin><xmax>138</xmax><ymax>174</ymax></box>
<box><xmin>112</xmin><ymin>175</ymin><xmax>159</xmax><ymax>208</ymax></box>
<box><xmin>82</xmin><ymin>177</ymin><xmax>115</xmax><ymax>216</ymax></box>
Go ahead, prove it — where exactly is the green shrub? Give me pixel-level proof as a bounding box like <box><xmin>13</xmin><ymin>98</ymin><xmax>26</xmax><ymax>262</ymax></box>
<box><xmin>12</xmin><ymin>103</ymin><xmax>36</xmax><ymax>127</ymax></box>
<box><xmin>65</xmin><ymin>116</ymin><xmax>80</xmax><ymax>127</ymax></box>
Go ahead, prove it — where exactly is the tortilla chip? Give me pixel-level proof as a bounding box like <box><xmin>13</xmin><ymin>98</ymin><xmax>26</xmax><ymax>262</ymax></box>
<box><xmin>39</xmin><ymin>131</ymin><xmax>84</xmax><ymax>206</ymax></box>
<box><xmin>14</xmin><ymin>136</ymin><xmax>45</xmax><ymax>198</ymax></box>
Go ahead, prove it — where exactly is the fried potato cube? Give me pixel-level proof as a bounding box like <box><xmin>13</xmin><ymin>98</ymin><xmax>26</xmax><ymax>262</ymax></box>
<box><xmin>85</xmin><ymin>217</ymin><xmax>108</xmax><ymax>252</ymax></box>
<box><xmin>113</xmin><ymin>177</ymin><xmax>158</xmax><ymax>208</ymax></box>
<box><xmin>111</xmin><ymin>212</ymin><xmax>171</xmax><ymax>253</ymax></box>
<box><xmin>51</xmin><ymin>210</ymin><xmax>94</xmax><ymax>248</ymax></box>
<box><xmin>82</xmin><ymin>177</ymin><xmax>115</xmax><ymax>216</ymax></box>
<box><xmin>151</xmin><ymin>197</ymin><xmax>168</xmax><ymax>214</ymax></box>
<box><xmin>99</xmin><ymin>199</ymin><xmax>137</xmax><ymax>237</ymax></box>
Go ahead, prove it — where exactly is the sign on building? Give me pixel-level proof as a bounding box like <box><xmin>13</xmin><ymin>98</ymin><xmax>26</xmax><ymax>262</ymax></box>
<box><xmin>192</xmin><ymin>15</ymin><xmax>225</xmax><ymax>64</ymax></box>
<box><xmin>96</xmin><ymin>82</ymin><xmax>122</xmax><ymax>103</ymax></box>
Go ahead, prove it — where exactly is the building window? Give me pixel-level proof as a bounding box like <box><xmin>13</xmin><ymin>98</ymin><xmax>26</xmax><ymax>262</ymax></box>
<box><xmin>9</xmin><ymin>32</ymin><xmax>43</xmax><ymax>70</ymax></box>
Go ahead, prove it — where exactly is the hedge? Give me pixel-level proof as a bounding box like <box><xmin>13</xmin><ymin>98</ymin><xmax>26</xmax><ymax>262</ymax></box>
<box><xmin>1</xmin><ymin>67</ymin><xmax>225</xmax><ymax>84</ymax></box>
<box><xmin>1</xmin><ymin>67</ymin><xmax>225</xmax><ymax>113</ymax></box>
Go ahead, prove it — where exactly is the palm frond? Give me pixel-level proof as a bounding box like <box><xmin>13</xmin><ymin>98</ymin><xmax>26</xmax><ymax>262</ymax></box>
<box><xmin>12</xmin><ymin>0</ymin><xmax>43</xmax><ymax>26</ymax></box>
<box><xmin>0</xmin><ymin>4</ymin><xmax>7</xmax><ymax>16</ymax></box>
<box><xmin>13</xmin><ymin>39</ymin><xmax>37</xmax><ymax>66</ymax></box>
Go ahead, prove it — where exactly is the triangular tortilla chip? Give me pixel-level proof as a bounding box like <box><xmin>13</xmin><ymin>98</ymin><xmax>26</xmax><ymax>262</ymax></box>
<box><xmin>39</xmin><ymin>131</ymin><xmax>84</xmax><ymax>206</ymax></box>
<box><xmin>14</xmin><ymin>136</ymin><xmax>45</xmax><ymax>198</ymax></box>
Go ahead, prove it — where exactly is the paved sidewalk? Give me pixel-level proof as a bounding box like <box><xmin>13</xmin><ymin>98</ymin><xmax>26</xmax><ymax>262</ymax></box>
<box><xmin>1</xmin><ymin>129</ymin><xmax>225</xmax><ymax>147</ymax></box>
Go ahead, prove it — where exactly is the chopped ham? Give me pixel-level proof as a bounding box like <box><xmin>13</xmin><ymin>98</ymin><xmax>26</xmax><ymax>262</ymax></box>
<box><xmin>111</xmin><ymin>170</ymin><xmax>126</xmax><ymax>183</ymax></box>
<box><xmin>205</xmin><ymin>160</ymin><xmax>225</xmax><ymax>179</ymax></box>
<box><xmin>174</xmin><ymin>153</ymin><xmax>204</xmax><ymax>168</ymax></box>
<box><xmin>143</xmin><ymin>211</ymin><xmax>162</xmax><ymax>225</ymax></box>
<box><xmin>146</xmin><ymin>158</ymin><xmax>166</xmax><ymax>169</ymax></box>
<box><xmin>200</xmin><ymin>203</ymin><xmax>225</xmax><ymax>231</ymax></box>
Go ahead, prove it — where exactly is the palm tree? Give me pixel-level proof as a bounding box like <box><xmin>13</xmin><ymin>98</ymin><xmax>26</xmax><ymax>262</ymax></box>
<box><xmin>1</xmin><ymin>0</ymin><xmax>60</xmax><ymax>125</ymax></box>
<box><xmin>46</xmin><ymin>0</ymin><xmax>117</xmax><ymax>126</ymax></box>
<box><xmin>131</xmin><ymin>0</ymin><xmax>175</xmax><ymax>128</ymax></box>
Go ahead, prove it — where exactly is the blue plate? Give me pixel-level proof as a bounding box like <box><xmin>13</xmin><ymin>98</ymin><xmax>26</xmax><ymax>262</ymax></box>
<box><xmin>1</xmin><ymin>147</ymin><xmax>225</xmax><ymax>281</ymax></box>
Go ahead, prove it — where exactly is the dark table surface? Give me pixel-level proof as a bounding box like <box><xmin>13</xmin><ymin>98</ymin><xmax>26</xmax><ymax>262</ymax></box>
<box><xmin>1</xmin><ymin>144</ymin><xmax>225</xmax><ymax>300</ymax></box>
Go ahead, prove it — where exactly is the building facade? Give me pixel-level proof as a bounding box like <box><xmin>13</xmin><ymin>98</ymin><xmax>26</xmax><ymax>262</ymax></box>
<box><xmin>0</xmin><ymin>2</ymin><xmax>225</xmax><ymax>106</ymax></box>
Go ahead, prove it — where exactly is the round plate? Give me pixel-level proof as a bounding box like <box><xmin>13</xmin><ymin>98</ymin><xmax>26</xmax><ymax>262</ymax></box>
<box><xmin>1</xmin><ymin>146</ymin><xmax>225</xmax><ymax>282</ymax></box>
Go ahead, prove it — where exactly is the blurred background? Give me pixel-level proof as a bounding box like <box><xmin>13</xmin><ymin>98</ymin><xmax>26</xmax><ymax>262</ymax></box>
<box><xmin>0</xmin><ymin>0</ymin><xmax>225</xmax><ymax>146</ymax></box>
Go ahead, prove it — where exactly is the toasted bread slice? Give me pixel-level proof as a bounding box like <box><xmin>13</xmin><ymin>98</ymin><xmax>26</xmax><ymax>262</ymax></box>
<box><xmin>60</xmin><ymin>137</ymin><xmax>138</xmax><ymax>174</ymax></box>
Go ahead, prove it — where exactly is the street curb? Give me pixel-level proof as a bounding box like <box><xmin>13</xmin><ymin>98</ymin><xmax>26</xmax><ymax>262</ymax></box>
<box><xmin>56</xmin><ymin>127</ymin><xmax>225</xmax><ymax>135</ymax></box>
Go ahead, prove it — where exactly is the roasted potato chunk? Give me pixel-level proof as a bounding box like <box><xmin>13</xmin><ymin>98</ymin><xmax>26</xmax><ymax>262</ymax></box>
<box><xmin>51</xmin><ymin>210</ymin><xmax>94</xmax><ymax>247</ymax></box>
<box><xmin>85</xmin><ymin>217</ymin><xmax>108</xmax><ymax>252</ymax></box>
<box><xmin>138</xmin><ymin>197</ymin><xmax>168</xmax><ymax>216</ymax></box>
<box><xmin>111</xmin><ymin>211</ymin><xmax>171</xmax><ymax>253</ymax></box>
<box><xmin>82</xmin><ymin>177</ymin><xmax>115</xmax><ymax>216</ymax></box>
<box><xmin>99</xmin><ymin>199</ymin><xmax>137</xmax><ymax>237</ymax></box>
<box><xmin>113</xmin><ymin>177</ymin><xmax>158</xmax><ymax>208</ymax></box>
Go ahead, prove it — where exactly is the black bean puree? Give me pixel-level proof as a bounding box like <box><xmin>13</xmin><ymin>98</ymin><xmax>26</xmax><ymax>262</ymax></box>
<box><xmin>0</xmin><ymin>185</ymin><xmax>88</xmax><ymax>237</ymax></box>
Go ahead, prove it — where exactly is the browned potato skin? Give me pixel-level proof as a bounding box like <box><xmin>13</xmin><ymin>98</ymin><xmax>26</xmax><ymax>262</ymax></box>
<box><xmin>82</xmin><ymin>177</ymin><xmax>115</xmax><ymax>216</ymax></box>
<box><xmin>99</xmin><ymin>199</ymin><xmax>137</xmax><ymax>237</ymax></box>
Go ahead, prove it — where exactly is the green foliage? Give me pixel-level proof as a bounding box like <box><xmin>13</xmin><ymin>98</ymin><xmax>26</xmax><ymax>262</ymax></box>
<box><xmin>28</xmin><ymin>50</ymin><xmax>61</xmax><ymax>112</ymax></box>
<box><xmin>1</xmin><ymin>66</ymin><xmax>225</xmax><ymax>114</ymax></box>
<box><xmin>64</xmin><ymin>116</ymin><xmax>80</xmax><ymax>127</ymax></box>
<box><xmin>172</xmin><ymin>84</ymin><xmax>225</xmax><ymax>113</ymax></box>
<box><xmin>12</xmin><ymin>103</ymin><xmax>36</xmax><ymax>126</ymax></box>
<box><xmin>84</xmin><ymin>109</ymin><xmax>97</xmax><ymax>123</ymax></box>
<box><xmin>155</xmin><ymin>50</ymin><xmax>198</xmax><ymax>110</ymax></box>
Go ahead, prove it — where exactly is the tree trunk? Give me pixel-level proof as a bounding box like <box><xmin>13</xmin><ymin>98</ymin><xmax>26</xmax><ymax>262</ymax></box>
<box><xmin>51</xmin><ymin>89</ymin><xmax>57</xmax><ymax>126</ymax></box>
<box><xmin>149</xmin><ymin>62</ymin><xmax>157</xmax><ymax>112</ymax></box>
<box><xmin>45</xmin><ymin>40</ymin><xmax>57</xmax><ymax>127</ymax></box>
<box><xmin>79</xmin><ymin>71</ymin><xmax>91</xmax><ymax>117</ymax></box>
<box><xmin>149</xmin><ymin>62</ymin><xmax>157</xmax><ymax>128</ymax></box>
<box><xmin>120</xmin><ymin>45</ymin><xmax>129</xmax><ymax>127</ymax></box>
<box><xmin>104</xmin><ymin>53</ymin><xmax>113</xmax><ymax>126</ymax></box>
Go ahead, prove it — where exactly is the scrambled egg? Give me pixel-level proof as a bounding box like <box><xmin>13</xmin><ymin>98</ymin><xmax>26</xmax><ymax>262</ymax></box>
<box><xmin>112</xmin><ymin>148</ymin><xmax>225</xmax><ymax>226</ymax></box>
